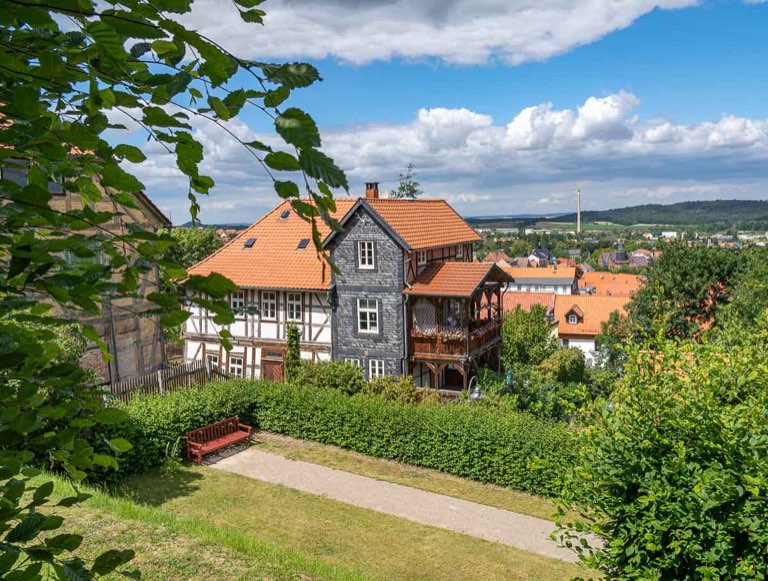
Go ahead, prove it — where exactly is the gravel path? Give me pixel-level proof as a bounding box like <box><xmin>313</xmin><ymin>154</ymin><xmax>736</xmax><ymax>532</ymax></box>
<box><xmin>211</xmin><ymin>447</ymin><xmax>576</xmax><ymax>562</ymax></box>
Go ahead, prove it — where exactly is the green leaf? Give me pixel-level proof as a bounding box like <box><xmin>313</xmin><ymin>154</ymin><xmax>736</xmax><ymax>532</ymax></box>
<box><xmin>45</xmin><ymin>534</ymin><xmax>83</xmax><ymax>552</ymax></box>
<box><xmin>262</xmin><ymin>62</ymin><xmax>321</xmax><ymax>89</ymax></box>
<box><xmin>238</xmin><ymin>8</ymin><xmax>266</xmax><ymax>23</ymax></box>
<box><xmin>93</xmin><ymin>407</ymin><xmax>128</xmax><ymax>425</ymax></box>
<box><xmin>234</xmin><ymin>0</ymin><xmax>265</xmax><ymax>6</ymax></box>
<box><xmin>32</xmin><ymin>481</ymin><xmax>54</xmax><ymax>505</ymax></box>
<box><xmin>245</xmin><ymin>140</ymin><xmax>272</xmax><ymax>152</ymax></box>
<box><xmin>299</xmin><ymin>148</ymin><xmax>348</xmax><ymax>190</ymax></box>
<box><xmin>264</xmin><ymin>86</ymin><xmax>289</xmax><ymax>108</ymax></box>
<box><xmin>100</xmin><ymin>163</ymin><xmax>144</xmax><ymax>193</ymax></box>
<box><xmin>274</xmin><ymin>180</ymin><xmax>300</xmax><ymax>199</ymax></box>
<box><xmin>7</xmin><ymin>513</ymin><xmax>48</xmax><ymax>542</ymax></box>
<box><xmin>264</xmin><ymin>151</ymin><xmax>300</xmax><ymax>172</ymax></box>
<box><xmin>275</xmin><ymin>108</ymin><xmax>321</xmax><ymax>149</ymax></box>
<box><xmin>114</xmin><ymin>144</ymin><xmax>146</xmax><ymax>163</ymax></box>
<box><xmin>107</xmin><ymin>438</ymin><xmax>133</xmax><ymax>453</ymax></box>
<box><xmin>91</xmin><ymin>549</ymin><xmax>135</xmax><ymax>576</ymax></box>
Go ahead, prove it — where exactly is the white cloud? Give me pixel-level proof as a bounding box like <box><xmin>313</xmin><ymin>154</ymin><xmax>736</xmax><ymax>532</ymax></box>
<box><xmin>178</xmin><ymin>0</ymin><xmax>698</xmax><ymax>65</ymax></box>
<box><xmin>121</xmin><ymin>91</ymin><xmax>768</xmax><ymax>223</ymax></box>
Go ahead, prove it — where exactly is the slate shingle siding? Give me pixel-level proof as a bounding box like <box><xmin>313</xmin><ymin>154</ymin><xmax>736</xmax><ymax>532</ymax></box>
<box><xmin>330</xmin><ymin>207</ymin><xmax>405</xmax><ymax>379</ymax></box>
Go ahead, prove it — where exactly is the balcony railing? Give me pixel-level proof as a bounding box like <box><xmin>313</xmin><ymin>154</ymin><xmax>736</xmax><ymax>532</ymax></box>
<box><xmin>410</xmin><ymin>318</ymin><xmax>501</xmax><ymax>359</ymax></box>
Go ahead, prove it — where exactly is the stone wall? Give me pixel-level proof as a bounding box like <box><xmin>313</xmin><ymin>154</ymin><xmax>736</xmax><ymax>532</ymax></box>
<box><xmin>330</xmin><ymin>206</ymin><xmax>406</xmax><ymax>379</ymax></box>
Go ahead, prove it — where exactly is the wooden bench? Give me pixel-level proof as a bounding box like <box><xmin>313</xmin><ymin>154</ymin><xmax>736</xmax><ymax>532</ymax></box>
<box><xmin>186</xmin><ymin>416</ymin><xmax>252</xmax><ymax>464</ymax></box>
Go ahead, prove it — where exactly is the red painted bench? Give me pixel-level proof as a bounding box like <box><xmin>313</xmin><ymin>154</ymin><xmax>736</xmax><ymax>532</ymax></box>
<box><xmin>186</xmin><ymin>416</ymin><xmax>252</xmax><ymax>464</ymax></box>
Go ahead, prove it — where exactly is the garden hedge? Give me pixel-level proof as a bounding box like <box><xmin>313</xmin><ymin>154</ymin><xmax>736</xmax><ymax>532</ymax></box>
<box><xmin>110</xmin><ymin>380</ymin><xmax>573</xmax><ymax>496</ymax></box>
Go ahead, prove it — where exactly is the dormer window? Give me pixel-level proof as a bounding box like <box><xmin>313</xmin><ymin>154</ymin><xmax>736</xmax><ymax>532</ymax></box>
<box><xmin>567</xmin><ymin>313</ymin><xmax>579</xmax><ymax>325</ymax></box>
<box><xmin>417</xmin><ymin>250</ymin><xmax>427</xmax><ymax>266</ymax></box>
<box><xmin>456</xmin><ymin>245</ymin><xmax>463</xmax><ymax>259</ymax></box>
<box><xmin>358</xmin><ymin>241</ymin><xmax>375</xmax><ymax>269</ymax></box>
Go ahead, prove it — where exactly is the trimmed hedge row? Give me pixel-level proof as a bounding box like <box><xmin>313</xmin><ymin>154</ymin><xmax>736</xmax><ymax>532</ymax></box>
<box><xmin>111</xmin><ymin>380</ymin><xmax>573</xmax><ymax>496</ymax></box>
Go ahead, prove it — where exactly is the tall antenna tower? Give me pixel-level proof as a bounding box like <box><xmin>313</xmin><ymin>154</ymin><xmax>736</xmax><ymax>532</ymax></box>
<box><xmin>576</xmin><ymin>186</ymin><xmax>582</xmax><ymax>235</ymax></box>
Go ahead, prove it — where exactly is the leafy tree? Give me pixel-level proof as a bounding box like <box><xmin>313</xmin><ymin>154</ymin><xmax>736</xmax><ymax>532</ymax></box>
<box><xmin>284</xmin><ymin>324</ymin><xmax>301</xmax><ymax>381</ymax></box>
<box><xmin>594</xmin><ymin>310</ymin><xmax>632</xmax><ymax>374</ymax></box>
<box><xmin>0</xmin><ymin>0</ymin><xmax>345</xmax><ymax>577</ymax></box>
<box><xmin>716</xmin><ymin>246</ymin><xmax>768</xmax><ymax>339</ymax></box>
<box><xmin>163</xmin><ymin>227</ymin><xmax>224</xmax><ymax>268</ymax></box>
<box><xmin>389</xmin><ymin>162</ymin><xmax>423</xmax><ymax>199</ymax></box>
<box><xmin>558</xmin><ymin>321</ymin><xmax>768</xmax><ymax>577</ymax></box>
<box><xmin>627</xmin><ymin>243</ymin><xmax>740</xmax><ymax>342</ymax></box>
<box><xmin>537</xmin><ymin>347</ymin><xmax>585</xmax><ymax>384</ymax></box>
<box><xmin>501</xmin><ymin>305</ymin><xmax>557</xmax><ymax>369</ymax></box>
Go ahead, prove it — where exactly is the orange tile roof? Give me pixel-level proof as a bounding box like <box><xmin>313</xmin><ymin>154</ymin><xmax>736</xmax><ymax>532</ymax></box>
<box><xmin>503</xmin><ymin>292</ymin><xmax>556</xmax><ymax>313</ymax></box>
<box><xmin>503</xmin><ymin>266</ymin><xmax>577</xmax><ymax>281</ymax></box>
<box><xmin>367</xmin><ymin>198</ymin><xmax>481</xmax><ymax>250</ymax></box>
<box><xmin>483</xmin><ymin>251</ymin><xmax>511</xmax><ymax>263</ymax></box>
<box><xmin>188</xmin><ymin>199</ymin><xmax>357</xmax><ymax>290</ymax></box>
<box><xmin>404</xmin><ymin>262</ymin><xmax>511</xmax><ymax>297</ymax></box>
<box><xmin>554</xmin><ymin>295</ymin><xmax>630</xmax><ymax>337</ymax></box>
<box><xmin>579</xmin><ymin>272</ymin><xmax>643</xmax><ymax>297</ymax></box>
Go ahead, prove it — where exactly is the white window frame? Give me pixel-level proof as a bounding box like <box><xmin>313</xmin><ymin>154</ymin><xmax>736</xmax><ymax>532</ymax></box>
<box><xmin>417</xmin><ymin>250</ymin><xmax>427</xmax><ymax>266</ymax></box>
<box><xmin>568</xmin><ymin>314</ymin><xmax>579</xmax><ymax>325</ymax></box>
<box><xmin>231</xmin><ymin>291</ymin><xmax>246</xmax><ymax>318</ymax></box>
<box><xmin>357</xmin><ymin>298</ymin><xmax>379</xmax><ymax>334</ymax></box>
<box><xmin>369</xmin><ymin>359</ymin><xmax>384</xmax><ymax>379</ymax></box>
<box><xmin>261</xmin><ymin>291</ymin><xmax>276</xmax><ymax>320</ymax></box>
<box><xmin>287</xmin><ymin>292</ymin><xmax>302</xmax><ymax>322</ymax></box>
<box><xmin>345</xmin><ymin>358</ymin><xmax>361</xmax><ymax>367</ymax></box>
<box><xmin>228</xmin><ymin>355</ymin><xmax>244</xmax><ymax>377</ymax></box>
<box><xmin>205</xmin><ymin>353</ymin><xmax>219</xmax><ymax>368</ymax></box>
<box><xmin>456</xmin><ymin>245</ymin><xmax>463</xmax><ymax>259</ymax></box>
<box><xmin>358</xmin><ymin>241</ymin><xmax>375</xmax><ymax>269</ymax></box>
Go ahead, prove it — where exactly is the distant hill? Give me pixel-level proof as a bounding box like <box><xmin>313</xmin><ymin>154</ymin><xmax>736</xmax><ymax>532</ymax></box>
<box><xmin>550</xmin><ymin>200</ymin><xmax>768</xmax><ymax>227</ymax></box>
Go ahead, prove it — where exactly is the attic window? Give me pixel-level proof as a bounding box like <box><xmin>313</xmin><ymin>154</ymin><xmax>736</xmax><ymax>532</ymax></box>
<box><xmin>279</xmin><ymin>209</ymin><xmax>291</xmax><ymax>220</ymax></box>
<box><xmin>567</xmin><ymin>313</ymin><xmax>579</xmax><ymax>325</ymax></box>
<box><xmin>297</xmin><ymin>238</ymin><xmax>309</xmax><ymax>250</ymax></box>
<box><xmin>244</xmin><ymin>238</ymin><xmax>256</xmax><ymax>248</ymax></box>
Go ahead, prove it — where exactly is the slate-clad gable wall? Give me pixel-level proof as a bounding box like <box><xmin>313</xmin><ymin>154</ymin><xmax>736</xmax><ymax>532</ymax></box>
<box><xmin>330</xmin><ymin>207</ymin><xmax>405</xmax><ymax>378</ymax></box>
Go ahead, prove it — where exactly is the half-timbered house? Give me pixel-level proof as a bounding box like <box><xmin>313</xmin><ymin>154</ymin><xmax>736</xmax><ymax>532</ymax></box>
<box><xmin>185</xmin><ymin>182</ymin><xmax>509</xmax><ymax>389</ymax></box>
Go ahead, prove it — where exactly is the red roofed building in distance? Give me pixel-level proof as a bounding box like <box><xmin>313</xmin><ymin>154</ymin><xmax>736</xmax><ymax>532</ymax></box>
<box><xmin>578</xmin><ymin>272</ymin><xmax>644</xmax><ymax>297</ymax></box>
<box><xmin>553</xmin><ymin>295</ymin><xmax>630</xmax><ymax>365</ymax></box>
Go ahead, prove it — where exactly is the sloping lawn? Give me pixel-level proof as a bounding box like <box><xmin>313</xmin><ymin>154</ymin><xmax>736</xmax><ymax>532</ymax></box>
<box><xmin>116</xmin><ymin>466</ymin><xmax>585</xmax><ymax>581</ymax></box>
<box><xmin>253</xmin><ymin>432</ymin><xmax>559</xmax><ymax>520</ymax></box>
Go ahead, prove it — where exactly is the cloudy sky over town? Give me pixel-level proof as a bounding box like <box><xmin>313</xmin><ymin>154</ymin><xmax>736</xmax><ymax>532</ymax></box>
<box><xmin>126</xmin><ymin>0</ymin><xmax>768</xmax><ymax>224</ymax></box>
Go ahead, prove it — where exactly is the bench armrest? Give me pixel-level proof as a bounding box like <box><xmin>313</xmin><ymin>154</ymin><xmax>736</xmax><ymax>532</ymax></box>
<box><xmin>187</xmin><ymin>441</ymin><xmax>204</xmax><ymax>449</ymax></box>
<box><xmin>238</xmin><ymin>423</ymin><xmax>252</xmax><ymax>434</ymax></box>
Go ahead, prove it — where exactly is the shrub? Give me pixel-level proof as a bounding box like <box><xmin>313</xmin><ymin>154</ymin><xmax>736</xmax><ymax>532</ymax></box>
<box><xmin>361</xmin><ymin>375</ymin><xmax>419</xmax><ymax>403</ymax></box>
<box><xmin>253</xmin><ymin>381</ymin><xmax>572</xmax><ymax>496</ymax></box>
<box><xmin>289</xmin><ymin>359</ymin><xmax>364</xmax><ymax>395</ymax></box>
<box><xmin>284</xmin><ymin>325</ymin><xmax>301</xmax><ymax>381</ymax></box>
<box><xmin>537</xmin><ymin>347</ymin><xmax>585</xmax><ymax>384</ymax></box>
<box><xmin>109</xmin><ymin>379</ymin><xmax>572</xmax><ymax>496</ymax></box>
<box><xmin>107</xmin><ymin>380</ymin><xmax>263</xmax><ymax>478</ymax></box>
<box><xmin>558</xmin><ymin>327</ymin><xmax>768</xmax><ymax>577</ymax></box>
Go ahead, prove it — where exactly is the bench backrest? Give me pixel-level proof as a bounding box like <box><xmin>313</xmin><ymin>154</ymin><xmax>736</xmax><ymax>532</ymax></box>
<box><xmin>187</xmin><ymin>416</ymin><xmax>241</xmax><ymax>444</ymax></box>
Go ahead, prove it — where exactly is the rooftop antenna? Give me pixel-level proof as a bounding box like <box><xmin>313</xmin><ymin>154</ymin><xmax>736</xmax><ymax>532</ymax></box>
<box><xmin>576</xmin><ymin>186</ymin><xmax>582</xmax><ymax>235</ymax></box>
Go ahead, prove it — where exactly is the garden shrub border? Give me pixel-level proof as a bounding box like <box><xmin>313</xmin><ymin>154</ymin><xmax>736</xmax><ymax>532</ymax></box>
<box><xmin>109</xmin><ymin>379</ymin><xmax>573</xmax><ymax>497</ymax></box>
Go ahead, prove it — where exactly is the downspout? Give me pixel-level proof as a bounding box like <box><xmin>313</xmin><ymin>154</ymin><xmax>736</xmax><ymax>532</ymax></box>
<box><xmin>402</xmin><ymin>252</ymin><xmax>412</xmax><ymax>376</ymax></box>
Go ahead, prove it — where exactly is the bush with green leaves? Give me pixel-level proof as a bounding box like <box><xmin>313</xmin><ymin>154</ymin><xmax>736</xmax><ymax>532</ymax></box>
<box><xmin>558</xmin><ymin>320</ymin><xmax>768</xmax><ymax>577</ymax></box>
<box><xmin>537</xmin><ymin>347</ymin><xmax>585</xmax><ymax>384</ymax></box>
<box><xmin>501</xmin><ymin>305</ymin><xmax>557</xmax><ymax>369</ymax></box>
<box><xmin>284</xmin><ymin>325</ymin><xmax>301</xmax><ymax>381</ymax></box>
<box><xmin>361</xmin><ymin>374</ymin><xmax>419</xmax><ymax>404</ymax></box>
<box><xmin>111</xmin><ymin>379</ymin><xmax>571</xmax><ymax>496</ymax></box>
<box><xmin>288</xmin><ymin>360</ymin><xmax>365</xmax><ymax>395</ymax></box>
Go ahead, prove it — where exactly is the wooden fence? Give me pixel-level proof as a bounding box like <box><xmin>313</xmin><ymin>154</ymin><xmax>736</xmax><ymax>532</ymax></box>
<box><xmin>108</xmin><ymin>360</ymin><xmax>229</xmax><ymax>404</ymax></box>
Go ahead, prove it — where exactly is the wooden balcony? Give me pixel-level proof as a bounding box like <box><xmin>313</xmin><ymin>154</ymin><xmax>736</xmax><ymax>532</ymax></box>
<box><xmin>410</xmin><ymin>318</ymin><xmax>502</xmax><ymax>360</ymax></box>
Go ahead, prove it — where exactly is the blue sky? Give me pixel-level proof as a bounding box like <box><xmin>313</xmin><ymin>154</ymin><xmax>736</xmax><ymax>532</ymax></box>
<box><xmin>127</xmin><ymin>0</ymin><xmax>768</xmax><ymax>223</ymax></box>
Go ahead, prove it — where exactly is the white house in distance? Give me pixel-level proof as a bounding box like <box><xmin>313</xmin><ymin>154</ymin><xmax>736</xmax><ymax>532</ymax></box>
<box><xmin>552</xmin><ymin>295</ymin><xmax>629</xmax><ymax>365</ymax></box>
<box><xmin>502</xmin><ymin>266</ymin><xmax>577</xmax><ymax>294</ymax></box>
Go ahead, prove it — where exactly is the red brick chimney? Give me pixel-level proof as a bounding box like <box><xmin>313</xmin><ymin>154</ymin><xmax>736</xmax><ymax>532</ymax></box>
<box><xmin>365</xmin><ymin>181</ymin><xmax>379</xmax><ymax>199</ymax></box>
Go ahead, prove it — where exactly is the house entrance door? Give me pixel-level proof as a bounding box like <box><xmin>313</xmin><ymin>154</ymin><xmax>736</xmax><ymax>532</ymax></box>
<box><xmin>261</xmin><ymin>350</ymin><xmax>284</xmax><ymax>381</ymax></box>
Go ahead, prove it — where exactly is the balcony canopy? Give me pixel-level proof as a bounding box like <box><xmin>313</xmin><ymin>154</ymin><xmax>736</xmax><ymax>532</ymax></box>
<box><xmin>403</xmin><ymin>262</ymin><xmax>512</xmax><ymax>298</ymax></box>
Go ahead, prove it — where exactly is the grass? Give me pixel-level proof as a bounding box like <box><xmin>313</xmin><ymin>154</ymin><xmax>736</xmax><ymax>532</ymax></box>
<box><xmin>42</xmin><ymin>475</ymin><xmax>364</xmax><ymax>580</ymax></box>
<box><xmin>111</xmin><ymin>466</ymin><xmax>585</xmax><ymax>581</ymax></box>
<box><xmin>253</xmin><ymin>432</ymin><xmax>559</xmax><ymax>521</ymax></box>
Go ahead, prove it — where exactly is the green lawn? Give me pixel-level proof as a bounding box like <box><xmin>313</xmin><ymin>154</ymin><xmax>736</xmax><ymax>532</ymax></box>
<box><xmin>111</xmin><ymin>467</ymin><xmax>585</xmax><ymax>580</ymax></box>
<box><xmin>253</xmin><ymin>432</ymin><xmax>559</xmax><ymax>521</ymax></box>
